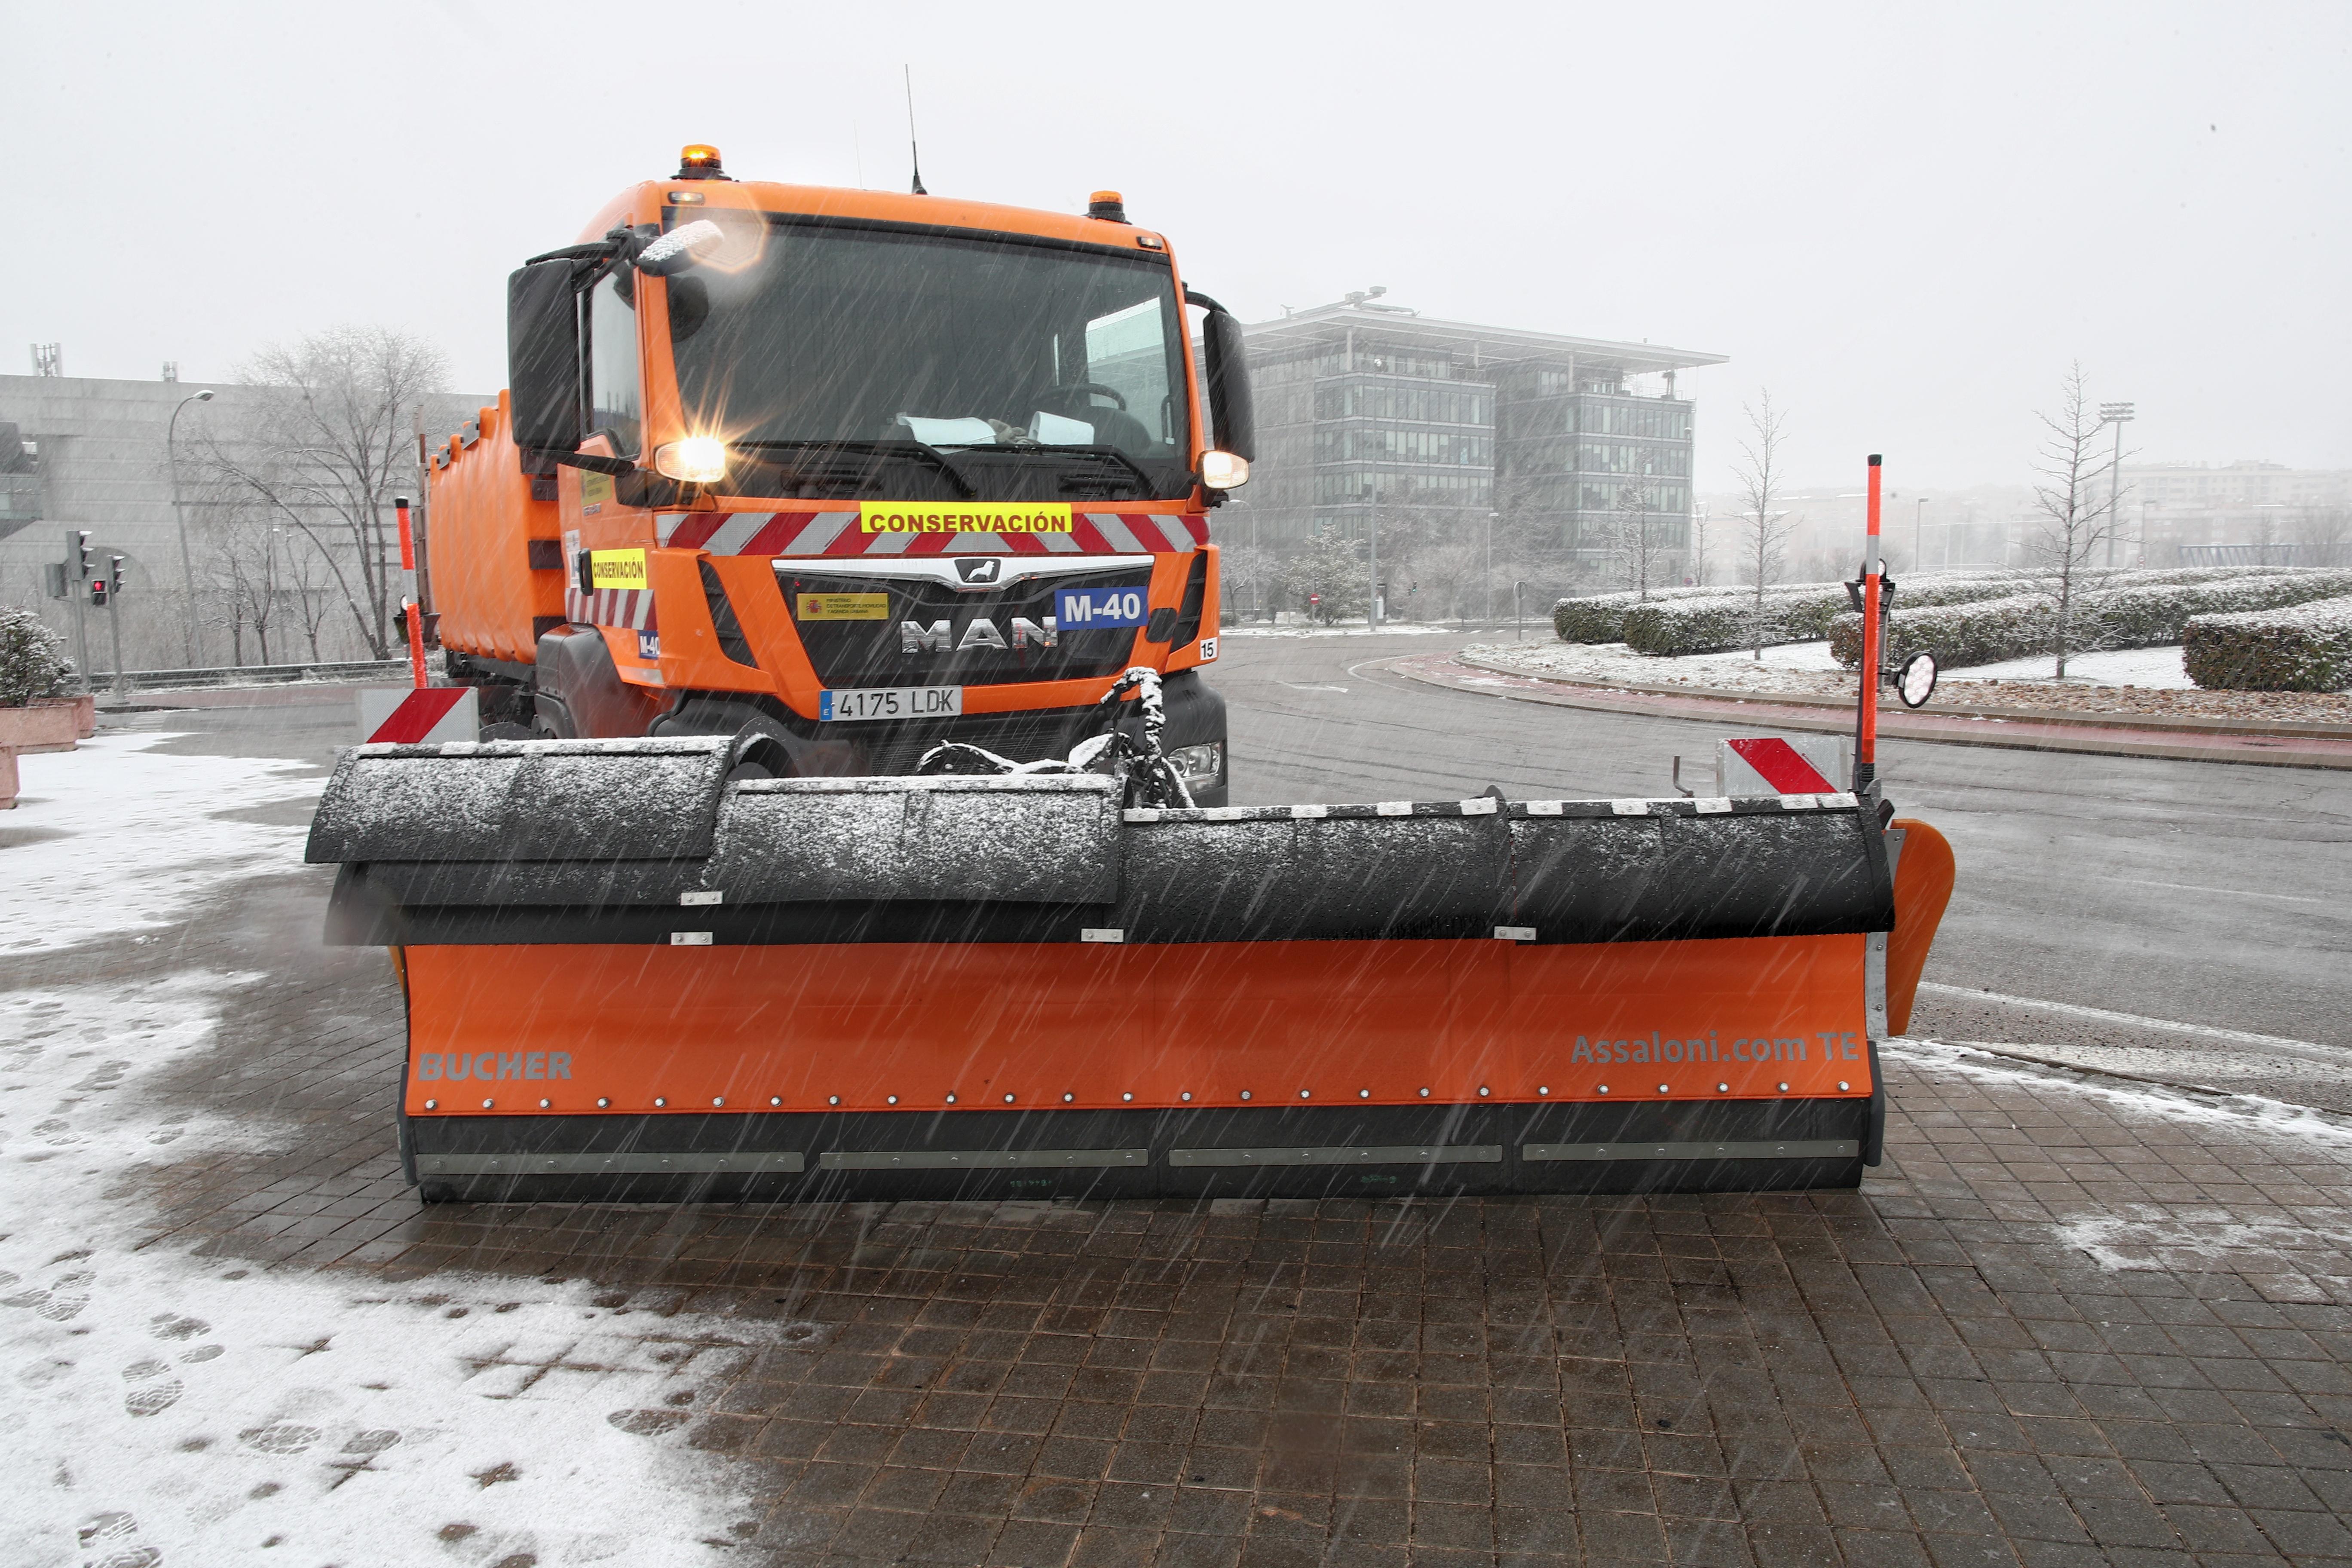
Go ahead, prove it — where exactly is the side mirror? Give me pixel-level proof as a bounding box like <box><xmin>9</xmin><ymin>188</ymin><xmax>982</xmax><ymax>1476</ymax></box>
<box><xmin>507</xmin><ymin>260</ymin><xmax>582</xmax><ymax>457</ymax></box>
<box><xmin>1200</xmin><ymin>305</ymin><xmax>1255</xmax><ymax>462</ymax></box>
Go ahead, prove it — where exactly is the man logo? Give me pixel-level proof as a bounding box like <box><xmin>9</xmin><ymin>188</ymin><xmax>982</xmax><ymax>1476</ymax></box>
<box><xmin>955</xmin><ymin>557</ymin><xmax>1003</xmax><ymax>585</ymax></box>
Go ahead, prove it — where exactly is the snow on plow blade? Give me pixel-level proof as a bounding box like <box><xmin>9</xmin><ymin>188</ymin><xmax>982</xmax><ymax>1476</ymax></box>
<box><xmin>307</xmin><ymin>738</ymin><xmax>1954</xmax><ymax>1203</ymax></box>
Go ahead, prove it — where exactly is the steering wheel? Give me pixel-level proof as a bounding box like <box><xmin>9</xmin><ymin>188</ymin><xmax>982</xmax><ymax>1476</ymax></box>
<box><xmin>1030</xmin><ymin>380</ymin><xmax>1128</xmax><ymax>412</ymax></box>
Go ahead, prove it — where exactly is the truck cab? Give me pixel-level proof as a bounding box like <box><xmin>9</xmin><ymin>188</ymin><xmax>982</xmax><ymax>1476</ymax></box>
<box><xmin>427</xmin><ymin>147</ymin><xmax>1252</xmax><ymax>803</ymax></box>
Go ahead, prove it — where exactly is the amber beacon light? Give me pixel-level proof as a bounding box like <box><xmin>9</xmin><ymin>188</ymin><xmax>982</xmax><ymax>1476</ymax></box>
<box><xmin>677</xmin><ymin>144</ymin><xmax>726</xmax><ymax>180</ymax></box>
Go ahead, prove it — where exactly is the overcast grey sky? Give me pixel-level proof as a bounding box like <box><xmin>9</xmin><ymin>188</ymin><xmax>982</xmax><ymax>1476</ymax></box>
<box><xmin>9</xmin><ymin>1</ymin><xmax>2345</xmax><ymax>493</ymax></box>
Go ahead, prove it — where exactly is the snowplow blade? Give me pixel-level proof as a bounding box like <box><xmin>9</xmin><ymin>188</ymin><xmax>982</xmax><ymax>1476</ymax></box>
<box><xmin>306</xmin><ymin>738</ymin><xmax>1953</xmax><ymax>1203</ymax></box>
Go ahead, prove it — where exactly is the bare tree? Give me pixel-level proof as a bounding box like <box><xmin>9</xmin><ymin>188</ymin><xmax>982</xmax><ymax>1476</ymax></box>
<box><xmin>1731</xmin><ymin>391</ymin><xmax>1799</xmax><ymax>659</ymax></box>
<box><xmin>282</xmin><ymin>533</ymin><xmax>343</xmax><ymax>660</ymax></box>
<box><xmin>2292</xmin><ymin>507</ymin><xmax>2352</xmax><ymax>569</ymax></box>
<box><xmin>1689</xmin><ymin>503</ymin><xmax>1712</xmax><ymax>587</ymax></box>
<box><xmin>1216</xmin><ymin>544</ymin><xmax>1279</xmax><ymax>623</ymax></box>
<box><xmin>1403</xmin><ymin>539</ymin><xmax>1484</xmax><ymax>626</ymax></box>
<box><xmin>199</xmin><ymin>502</ymin><xmax>282</xmax><ymax>665</ymax></box>
<box><xmin>200</xmin><ymin>326</ymin><xmax>447</xmax><ymax>658</ymax></box>
<box><xmin>2024</xmin><ymin>364</ymin><xmax>2127</xmax><ymax>677</ymax></box>
<box><xmin>1608</xmin><ymin>463</ymin><xmax>1669</xmax><ymax>601</ymax></box>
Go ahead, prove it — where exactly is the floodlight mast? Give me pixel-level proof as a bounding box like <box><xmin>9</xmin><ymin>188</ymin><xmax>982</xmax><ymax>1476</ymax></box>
<box><xmin>1855</xmin><ymin>455</ymin><xmax>1883</xmax><ymax>792</ymax></box>
<box><xmin>2099</xmin><ymin>402</ymin><xmax>2135</xmax><ymax>567</ymax></box>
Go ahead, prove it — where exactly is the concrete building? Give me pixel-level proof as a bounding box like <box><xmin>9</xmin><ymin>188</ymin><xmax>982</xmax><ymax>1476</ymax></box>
<box><xmin>1235</xmin><ymin>296</ymin><xmax>1724</xmax><ymax>580</ymax></box>
<box><xmin>0</xmin><ymin>373</ymin><xmax>485</xmax><ymax>671</ymax></box>
<box><xmin>2115</xmin><ymin>462</ymin><xmax>2352</xmax><ymax>567</ymax></box>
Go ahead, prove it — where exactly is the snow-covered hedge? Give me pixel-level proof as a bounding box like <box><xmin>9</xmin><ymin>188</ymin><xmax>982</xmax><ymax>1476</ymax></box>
<box><xmin>2183</xmin><ymin>594</ymin><xmax>2352</xmax><ymax>691</ymax></box>
<box><xmin>1619</xmin><ymin>573</ymin><xmax>2027</xmax><ymax>656</ymax></box>
<box><xmin>1827</xmin><ymin>570</ymin><xmax>2352</xmax><ymax>668</ymax></box>
<box><xmin>1551</xmin><ymin>585</ymin><xmax>1730</xmax><ymax>643</ymax></box>
<box><xmin>0</xmin><ymin>606</ymin><xmax>72</xmax><ymax>707</ymax></box>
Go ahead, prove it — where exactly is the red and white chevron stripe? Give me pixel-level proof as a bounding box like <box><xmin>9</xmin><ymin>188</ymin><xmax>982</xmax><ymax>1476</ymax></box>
<box><xmin>655</xmin><ymin>510</ymin><xmax>1207</xmax><ymax>557</ymax></box>
<box><xmin>566</xmin><ymin>584</ymin><xmax>658</xmax><ymax>631</ymax></box>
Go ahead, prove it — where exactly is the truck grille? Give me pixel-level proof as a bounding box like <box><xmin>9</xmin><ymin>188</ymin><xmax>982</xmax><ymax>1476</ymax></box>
<box><xmin>774</xmin><ymin>564</ymin><xmax>1152</xmax><ymax>689</ymax></box>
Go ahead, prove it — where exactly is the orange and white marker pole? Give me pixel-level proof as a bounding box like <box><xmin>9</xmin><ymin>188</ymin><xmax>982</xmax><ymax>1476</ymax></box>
<box><xmin>395</xmin><ymin>496</ymin><xmax>427</xmax><ymax>689</ymax></box>
<box><xmin>1855</xmin><ymin>455</ymin><xmax>1883</xmax><ymax>792</ymax></box>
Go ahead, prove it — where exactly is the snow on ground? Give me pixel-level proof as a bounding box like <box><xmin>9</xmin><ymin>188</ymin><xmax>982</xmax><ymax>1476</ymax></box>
<box><xmin>1890</xmin><ymin>1036</ymin><xmax>2352</xmax><ymax>1278</ymax></box>
<box><xmin>1943</xmin><ymin>643</ymin><xmax>2193</xmax><ymax>688</ymax></box>
<box><xmin>1462</xmin><ymin>640</ymin><xmax>1859</xmax><ymax>696</ymax></box>
<box><xmin>0</xmin><ymin>735</ymin><xmax>325</xmax><ymax>955</ymax></box>
<box><xmin>1223</xmin><ymin>620</ymin><xmax>1467</xmax><ymax>637</ymax></box>
<box><xmin>1465</xmin><ymin>638</ymin><xmax>2213</xmax><ymax>698</ymax></box>
<box><xmin>0</xmin><ymin>738</ymin><xmax>759</xmax><ymax>1565</ymax></box>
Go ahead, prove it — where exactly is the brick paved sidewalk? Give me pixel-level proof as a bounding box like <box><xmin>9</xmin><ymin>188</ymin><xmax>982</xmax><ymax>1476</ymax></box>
<box><xmin>24</xmin><ymin>859</ymin><xmax>2336</xmax><ymax>1568</ymax></box>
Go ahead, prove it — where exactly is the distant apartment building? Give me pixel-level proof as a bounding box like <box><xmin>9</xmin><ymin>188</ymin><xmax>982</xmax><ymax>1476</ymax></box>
<box><xmin>2119</xmin><ymin>462</ymin><xmax>2352</xmax><ymax>565</ymax></box>
<box><xmin>1235</xmin><ymin>296</ymin><xmax>1725</xmax><ymax>571</ymax></box>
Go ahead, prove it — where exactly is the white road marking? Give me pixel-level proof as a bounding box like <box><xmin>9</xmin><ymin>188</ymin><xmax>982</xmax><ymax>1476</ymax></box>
<box><xmin>2107</xmin><ymin>876</ymin><xmax>2327</xmax><ymax>904</ymax></box>
<box><xmin>1917</xmin><ymin>981</ymin><xmax>2337</xmax><ymax>1055</ymax></box>
<box><xmin>1280</xmin><ymin>683</ymin><xmax>1349</xmax><ymax>692</ymax></box>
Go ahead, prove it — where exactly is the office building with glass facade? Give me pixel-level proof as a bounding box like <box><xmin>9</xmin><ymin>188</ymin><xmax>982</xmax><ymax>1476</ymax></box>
<box><xmin>1233</xmin><ymin>297</ymin><xmax>1724</xmax><ymax>569</ymax></box>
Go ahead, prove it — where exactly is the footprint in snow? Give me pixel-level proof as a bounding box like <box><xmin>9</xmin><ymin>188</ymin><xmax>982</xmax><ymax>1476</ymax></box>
<box><xmin>122</xmin><ymin>1357</ymin><xmax>184</xmax><ymax>1417</ymax></box>
<box><xmin>78</xmin><ymin>1511</ymin><xmax>159</xmax><ymax>1568</ymax></box>
<box><xmin>606</xmin><ymin>1409</ymin><xmax>689</xmax><ymax>1437</ymax></box>
<box><xmin>150</xmin><ymin>1312</ymin><xmax>210</xmax><ymax>1341</ymax></box>
<box><xmin>15</xmin><ymin>1270</ymin><xmax>95</xmax><ymax>1322</ymax></box>
<box><xmin>34</xmin><ymin>1118</ymin><xmax>78</xmax><ymax>1146</ymax></box>
<box><xmin>239</xmin><ymin>1423</ymin><xmax>322</xmax><ymax>1455</ymax></box>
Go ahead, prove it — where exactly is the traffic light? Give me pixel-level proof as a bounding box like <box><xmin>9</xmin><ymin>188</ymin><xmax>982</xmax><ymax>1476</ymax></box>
<box><xmin>90</xmin><ymin>576</ymin><xmax>108</xmax><ymax>607</ymax></box>
<box><xmin>110</xmin><ymin>555</ymin><xmax>126</xmax><ymax>596</ymax></box>
<box><xmin>77</xmin><ymin>530</ymin><xmax>92</xmax><ymax>579</ymax></box>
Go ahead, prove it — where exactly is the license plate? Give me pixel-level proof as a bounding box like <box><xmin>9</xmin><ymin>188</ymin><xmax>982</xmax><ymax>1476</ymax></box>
<box><xmin>819</xmin><ymin>686</ymin><xmax>964</xmax><ymax>723</ymax></box>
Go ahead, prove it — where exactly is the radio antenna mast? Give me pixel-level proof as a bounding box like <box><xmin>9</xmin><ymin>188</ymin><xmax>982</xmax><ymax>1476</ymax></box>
<box><xmin>904</xmin><ymin>66</ymin><xmax>927</xmax><ymax>195</ymax></box>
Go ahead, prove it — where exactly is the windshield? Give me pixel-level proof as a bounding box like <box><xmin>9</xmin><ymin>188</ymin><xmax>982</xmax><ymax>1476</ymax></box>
<box><xmin>664</xmin><ymin>215</ymin><xmax>1194</xmax><ymax>501</ymax></box>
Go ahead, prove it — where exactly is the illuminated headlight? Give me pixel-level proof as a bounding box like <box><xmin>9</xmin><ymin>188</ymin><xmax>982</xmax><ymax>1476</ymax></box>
<box><xmin>653</xmin><ymin>437</ymin><xmax>729</xmax><ymax>484</ymax></box>
<box><xmin>1200</xmin><ymin>450</ymin><xmax>1250</xmax><ymax>490</ymax></box>
<box><xmin>1167</xmin><ymin>741</ymin><xmax>1223</xmax><ymax>784</ymax></box>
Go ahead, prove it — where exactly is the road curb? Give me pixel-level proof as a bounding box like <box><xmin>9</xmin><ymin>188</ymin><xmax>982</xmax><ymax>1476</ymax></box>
<box><xmin>1455</xmin><ymin>652</ymin><xmax>2352</xmax><ymax>740</ymax></box>
<box><xmin>1381</xmin><ymin>653</ymin><xmax>2352</xmax><ymax>770</ymax></box>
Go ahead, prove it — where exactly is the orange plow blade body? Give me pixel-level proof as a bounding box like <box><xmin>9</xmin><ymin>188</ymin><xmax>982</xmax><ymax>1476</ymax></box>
<box><xmin>307</xmin><ymin>741</ymin><xmax>1954</xmax><ymax>1201</ymax></box>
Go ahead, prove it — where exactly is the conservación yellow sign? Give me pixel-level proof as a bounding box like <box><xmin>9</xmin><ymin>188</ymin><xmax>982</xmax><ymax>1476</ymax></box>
<box><xmin>588</xmin><ymin>549</ymin><xmax>649</xmax><ymax>589</ymax></box>
<box><xmin>858</xmin><ymin>502</ymin><xmax>1074</xmax><ymax>534</ymax></box>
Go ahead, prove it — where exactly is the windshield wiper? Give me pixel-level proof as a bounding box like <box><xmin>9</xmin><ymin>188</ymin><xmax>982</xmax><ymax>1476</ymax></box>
<box><xmin>735</xmin><ymin>439</ymin><xmax>977</xmax><ymax>499</ymax></box>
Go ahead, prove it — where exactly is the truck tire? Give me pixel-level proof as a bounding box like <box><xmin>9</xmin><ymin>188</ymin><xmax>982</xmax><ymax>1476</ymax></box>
<box><xmin>531</xmin><ymin>626</ymin><xmax>669</xmax><ymax>739</ymax></box>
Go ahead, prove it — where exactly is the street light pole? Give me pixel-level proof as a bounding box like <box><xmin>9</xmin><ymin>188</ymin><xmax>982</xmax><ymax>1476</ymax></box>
<box><xmin>2098</xmin><ymin>401</ymin><xmax>2135</xmax><ymax>568</ymax></box>
<box><xmin>1367</xmin><ymin>464</ymin><xmax>1380</xmax><ymax>629</ymax></box>
<box><xmin>1914</xmin><ymin>497</ymin><xmax>1927</xmax><ymax>574</ymax></box>
<box><xmin>1485</xmin><ymin>511</ymin><xmax>1498</xmax><ymax>628</ymax></box>
<box><xmin>166</xmin><ymin>388</ymin><xmax>216</xmax><ymax>666</ymax></box>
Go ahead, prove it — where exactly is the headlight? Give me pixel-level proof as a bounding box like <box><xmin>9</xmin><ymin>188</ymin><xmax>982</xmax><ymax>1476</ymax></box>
<box><xmin>653</xmin><ymin>437</ymin><xmax>729</xmax><ymax>484</ymax></box>
<box><xmin>1166</xmin><ymin>741</ymin><xmax>1223</xmax><ymax>782</ymax></box>
<box><xmin>1200</xmin><ymin>450</ymin><xmax>1250</xmax><ymax>490</ymax></box>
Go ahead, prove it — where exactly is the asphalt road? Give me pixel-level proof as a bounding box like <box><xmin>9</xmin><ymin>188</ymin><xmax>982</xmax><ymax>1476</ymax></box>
<box><xmin>109</xmin><ymin>634</ymin><xmax>2351</xmax><ymax>1066</ymax></box>
<box><xmin>1213</xmin><ymin>628</ymin><xmax>2352</xmax><ymax>1057</ymax></box>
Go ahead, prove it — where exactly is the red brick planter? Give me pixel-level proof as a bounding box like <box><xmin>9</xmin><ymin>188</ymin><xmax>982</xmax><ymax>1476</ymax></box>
<box><xmin>0</xmin><ymin>702</ymin><xmax>81</xmax><ymax>755</ymax></box>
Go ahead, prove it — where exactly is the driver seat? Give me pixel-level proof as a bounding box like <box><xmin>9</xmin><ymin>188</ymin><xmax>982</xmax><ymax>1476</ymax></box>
<box><xmin>1034</xmin><ymin>390</ymin><xmax>1155</xmax><ymax>456</ymax></box>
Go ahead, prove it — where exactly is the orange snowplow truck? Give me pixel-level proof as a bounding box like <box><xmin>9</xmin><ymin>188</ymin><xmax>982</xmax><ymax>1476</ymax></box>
<box><xmin>427</xmin><ymin>147</ymin><xmax>1246</xmax><ymax>799</ymax></box>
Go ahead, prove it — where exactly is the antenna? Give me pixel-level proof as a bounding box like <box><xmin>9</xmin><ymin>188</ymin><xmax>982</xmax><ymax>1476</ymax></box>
<box><xmin>904</xmin><ymin>65</ymin><xmax>927</xmax><ymax>195</ymax></box>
